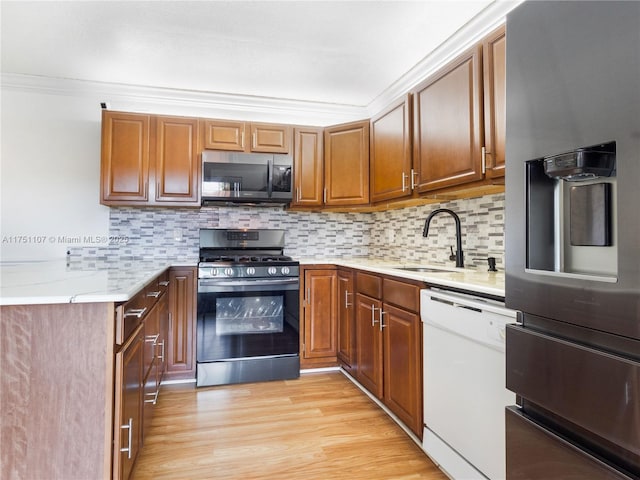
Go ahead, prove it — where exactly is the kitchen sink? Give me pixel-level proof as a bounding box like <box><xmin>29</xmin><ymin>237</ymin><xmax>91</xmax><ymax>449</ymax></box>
<box><xmin>393</xmin><ymin>267</ymin><xmax>458</xmax><ymax>273</ymax></box>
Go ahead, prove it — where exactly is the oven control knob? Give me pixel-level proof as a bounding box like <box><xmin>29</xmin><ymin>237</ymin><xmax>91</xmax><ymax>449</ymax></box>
<box><xmin>210</xmin><ymin>268</ymin><xmax>218</xmax><ymax>277</ymax></box>
<box><xmin>246</xmin><ymin>267</ymin><xmax>256</xmax><ymax>276</ymax></box>
<box><xmin>224</xmin><ymin>268</ymin><xmax>234</xmax><ymax>277</ymax></box>
<box><xmin>268</xmin><ymin>266</ymin><xmax>277</xmax><ymax>275</ymax></box>
<box><xmin>281</xmin><ymin>266</ymin><xmax>290</xmax><ymax>275</ymax></box>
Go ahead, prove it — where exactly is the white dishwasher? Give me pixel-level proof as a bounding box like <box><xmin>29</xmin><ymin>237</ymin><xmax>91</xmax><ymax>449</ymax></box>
<box><xmin>421</xmin><ymin>288</ymin><xmax>517</xmax><ymax>480</ymax></box>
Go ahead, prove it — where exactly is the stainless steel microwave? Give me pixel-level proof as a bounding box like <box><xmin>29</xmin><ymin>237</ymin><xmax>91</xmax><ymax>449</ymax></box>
<box><xmin>201</xmin><ymin>150</ymin><xmax>293</xmax><ymax>206</ymax></box>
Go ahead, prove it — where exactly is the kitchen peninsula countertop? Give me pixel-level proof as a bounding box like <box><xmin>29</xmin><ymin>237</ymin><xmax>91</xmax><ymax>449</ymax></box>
<box><xmin>1</xmin><ymin>256</ymin><xmax>505</xmax><ymax>306</ymax></box>
<box><xmin>298</xmin><ymin>258</ymin><xmax>505</xmax><ymax>298</ymax></box>
<box><xmin>0</xmin><ymin>258</ymin><xmax>198</xmax><ymax>306</ymax></box>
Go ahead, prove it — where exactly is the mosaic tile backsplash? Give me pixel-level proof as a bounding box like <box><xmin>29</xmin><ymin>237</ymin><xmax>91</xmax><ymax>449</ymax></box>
<box><xmin>73</xmin><ymin>193</ymin><xmax>504</xmax><ymax>271</ymax></box>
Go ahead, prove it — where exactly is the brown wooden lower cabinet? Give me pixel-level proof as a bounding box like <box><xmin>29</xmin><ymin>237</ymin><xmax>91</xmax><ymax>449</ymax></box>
<box><xmin>300</xmin><ymin>266</ymin><xmax>339</xmax><ymax>368</ymax></box>
<box><xmin>165</xmin><ymin>266</ymin><xmax>197</xmax><ymax>380</ymax></box>
<box><xmin>113</xmin><ymin>325</ymin><xmax>145</xmax><ymax>480</ymax></box>
<box><xmin>355</xmin><ymin>271</ymin><xmax>423</xmax><ymax>438</ymax></box>
<box><xmin>355</xmin><ymin>292</ymin><xmax>384</xmax><ymax>397</ymax></box>
<box><xmin>337</xmin><ymin>268</ymin><xmax>356</xmax><ymax>375</ymax></box>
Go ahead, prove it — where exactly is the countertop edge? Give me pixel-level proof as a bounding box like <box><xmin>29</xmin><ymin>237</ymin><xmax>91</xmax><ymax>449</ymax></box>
<box><xmin>298</xmin><ymin>259</ymin><xmax>505</xmax><ymax>299</ymax></box>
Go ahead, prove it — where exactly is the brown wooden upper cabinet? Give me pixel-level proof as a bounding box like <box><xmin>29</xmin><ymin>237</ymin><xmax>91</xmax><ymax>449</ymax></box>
<box><xmin>154</xmin><ymin>116</ymin><xmax>200</xmax><ymax>204</ymax></box>
<box><xmin>324</xmin><ymin>120</ymin><xmax>370</xmax><ymax>206</ymax></box>
<box><xmin>412</xmin><ymin>44</ymin><xmax>484</xmax><ymax>193</ymax></box>
<box><xmin>292</xmin><ymin>127</ymin><xmax>324</xmax><ymax>207</ymax></box>
<box><xmin>411</xmin><ymin>27</ymin><xmax>506</xmax><ymax>193</ymax></box>
<box><xmin>483</xmin><ymin>25</ymin><xmax>506</xmax><ymax>179</ymax></box>
<box><xmin>201</xmin><ymin>119</ymin><xmax>291</xmax><ymax>153</ymax></box>
<box><xmin>101</xmin><ymin>111</ymin><xmax>151</xmax><ymax>203</ymax></box>
<box><xmin>369</xmin><ymin>94</ymin><xmax>413</xmax><ymax>203</ymax></box>
<box><xmin>101</xmin><ymin>111</ymin><xmax>200</xmax><ymax>206</ymax></box>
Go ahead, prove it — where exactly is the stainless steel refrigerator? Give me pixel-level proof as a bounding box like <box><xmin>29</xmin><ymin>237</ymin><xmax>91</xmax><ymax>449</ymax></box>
<box><xmin>504</xmin><ymin>1</ymin><xmax>640</xmax><ymax>478</ymax></box>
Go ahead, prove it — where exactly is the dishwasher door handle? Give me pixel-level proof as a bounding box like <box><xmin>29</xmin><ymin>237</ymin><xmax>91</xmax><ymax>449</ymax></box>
<box><xmin>422</xmin><ymin>290</ymin><xmax>518</xmax><ymax>319</ymax></box>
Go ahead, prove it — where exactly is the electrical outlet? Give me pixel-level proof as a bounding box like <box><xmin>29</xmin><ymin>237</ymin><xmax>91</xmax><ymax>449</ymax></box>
<box><xmin>173</xmin><ymin>228</ymin><xmax>183</xmax><ymax>241</ymax></box>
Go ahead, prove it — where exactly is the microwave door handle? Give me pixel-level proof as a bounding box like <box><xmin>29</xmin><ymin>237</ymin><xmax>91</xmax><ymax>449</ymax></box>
<box><xmin>267</xmin><ymin>158</ymin><xmax>273</xmax><ymax>198</ymax></box>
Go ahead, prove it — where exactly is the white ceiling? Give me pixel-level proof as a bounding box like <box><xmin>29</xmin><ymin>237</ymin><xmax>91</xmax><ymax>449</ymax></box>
<box><xmin>1</xmin><ymin>0</ymin><xmax>500</xmax><ymax>108</ymax></box>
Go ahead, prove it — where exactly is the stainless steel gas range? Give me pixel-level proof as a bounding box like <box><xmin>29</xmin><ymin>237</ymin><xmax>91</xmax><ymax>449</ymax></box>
<box><xmin>196</xmin><ymin>229</ymin><xmax>300</xmax><ymax>387</ymax></box>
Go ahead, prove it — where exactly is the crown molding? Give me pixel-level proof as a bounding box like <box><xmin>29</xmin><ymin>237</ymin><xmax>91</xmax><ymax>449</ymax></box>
<box><xmin>0</xmin><ymin>73</ymin><xmax>367</xmax><ymax>126</ymax></box>
<box><xmin>2</xmin><ymin>0</ymin><xmax>523</xmax><ymax>125</ymax></box>
<box><xmin>366</xmin><ymin>0</ymin><xmax>523</xmax><ymax>116</ymax></box>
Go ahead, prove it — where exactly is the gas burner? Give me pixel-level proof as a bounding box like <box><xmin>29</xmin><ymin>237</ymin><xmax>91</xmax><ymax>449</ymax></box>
<box><xmin>200</xmin><ymin>255</ymin><xmax>236</xmax><ymax>263</ymax></box>
<box><xmin>259</xmin><ymin>255</ymin><xmax>293</xmax><ymax>262</ymax></box>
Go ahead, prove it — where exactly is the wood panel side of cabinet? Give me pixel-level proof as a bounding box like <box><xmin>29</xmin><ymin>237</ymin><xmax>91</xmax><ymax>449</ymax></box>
<box><xmin>101</xmin><ymin>111</ymin><xmax>150</xmax><ymax>203</ymax></box>
<box><xmin>302</xmin><ymin>269</ymin><xmax>338</xmax><ymax>363</ymax></box>
<box><xmin>324</xmin><ymin>120</ymin><xmax>370</xmax><ymax>206</ymax></box>
<box><xmin>0</xmin><ymin>303</ymin><xmax>115</xmax><ymax>480</ymax></box>
<box><xmin>370</xmin><ymin>94</ymin><xmax>413</xmax><ymax>203</ymax></box>
<box><xmin>154</xmin><ymin>116</ymin><xmax>200</xmax><ymax>204</ymax></box>
<box><xmin>293</xmin><ymin>127</ymin><xmax>324</xmax><ymax>206</ymax></box>
<box><xmin>382</xmin><ymin>303</ymin><xmax>423</xmax><ymax>437</ymax></box>
<box><xmin>165</xmin><ymin>267</ymin><xmax>197</xmax><ymax>380</ymax></box>
<box><xmin>412</xmin><ymin>44</ymin><xmax>484</xmax><ymax>193</ymax></box>
<box><xmin>483</xmin><ymin>25</ymin><xmax>506</xmax><ymax>179</ymax></box>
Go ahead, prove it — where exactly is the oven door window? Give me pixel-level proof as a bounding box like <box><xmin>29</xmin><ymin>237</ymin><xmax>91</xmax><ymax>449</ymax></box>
<box><xmin>215</xmin><ymin>296</ymin><xmax>283</xmax><ymax>335</ymax></box>
<box><xmin>197</xmin><ymin>288</ymin><xmax>299</xmax><ymax>362</ymax></box>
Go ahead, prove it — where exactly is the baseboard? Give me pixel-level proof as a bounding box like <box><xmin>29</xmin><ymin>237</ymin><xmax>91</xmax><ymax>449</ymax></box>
<box><xmin>337</xmin><ymin>367</ymin><xmax>423</xmax><ymax>449</ymax></box>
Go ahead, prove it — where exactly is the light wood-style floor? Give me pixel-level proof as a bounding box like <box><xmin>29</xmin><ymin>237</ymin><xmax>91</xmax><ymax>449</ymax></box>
<box><xmin>132</xmin><ymin>371</ymin><xmax>448</xmax><ymax>480</ymax></box>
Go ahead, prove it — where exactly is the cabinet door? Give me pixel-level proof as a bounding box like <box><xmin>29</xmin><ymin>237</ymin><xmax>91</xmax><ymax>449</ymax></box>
<box><xmin>143</xmin><ymin>302</ymin><xmax>159</xmax><ymax>382</ymax></box>
<box><xmin>412</xmin><ymin>44</ymin><xmax>484</xmax><ymax>192</ymax></box>
<box><xmin>293</xmin><ymin>127</ymin><xmax>324</xmax><ymax>206</ymax></box>
<box><xmin>337</xmin><ymin>269</ymin><xmax>355</xmax><ymax>372</ymax></box>
<box><xmin>370</xmin><ymin>94</ymin><xmax>413</xmax><ymax>203</ymax></box>
<box><xmin>165</xmin><ymin>267</ymin><xmax>196</xmax><ymax>381</ymax></box>
<box><xmin>355</xmin><ymin>293</ymin><xmax>383</xmax><ymax>398</ymax></box>
<box><xmin>156</xmin><ymin>292</ymin><xmax>169</xmax><ymax>380</ymax></box>
<box><xmin>101</xmin><ymin>111</ymin><xmax>150</xmax><ymax>203</ymax></box>
<box><xmin>382</xmin><ymin>303</ymin><xmax>422</xmax><ymax>437</ymax></box>
<box><xmin>303</xmin><ymin>269</ymin><xmax>338</xmax><ymax>362</ymax></box>
<box><xmin>324</xmin><ymin>120</ymin><xmax>370</xmax><ymax>206</ymax></box>
<box><xmin>250</xmin><ymin>122</ymin><xmax>291</xmax><ymax>153</ymax></box>
<box><xmin>154</xmin><ymin>116</ymin><xmax>200</xmax><ymax>204</ymax></box>
<box><xmin>113</xmin><ymin>326</ymin><xmax>144</xmax><ymax>480</ymax></box>
<box><xmin>202</xmin><ymin>119</ymin><xmax>246</xmax><ymax>151</ymax></box>
<box><xmin>483</xmin><ymin>26</ymin><xmax>506</xmax><ymax>179</ymax></box>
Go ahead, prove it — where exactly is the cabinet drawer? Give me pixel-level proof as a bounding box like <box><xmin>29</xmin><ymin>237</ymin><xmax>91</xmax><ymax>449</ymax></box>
<box><xmin>383</xmin><ymin>278</ymin><xmax>420</xmax><ymax>312</ymax></box>
<box><xmin>116</xmin><ymin>290</ymin><xmax>149</xmax><ymax>345</ymax></box>
<box><xmin>356</xmin><ymin>272</ymin><xmax>382</xmax><ymax>299</ymax></box>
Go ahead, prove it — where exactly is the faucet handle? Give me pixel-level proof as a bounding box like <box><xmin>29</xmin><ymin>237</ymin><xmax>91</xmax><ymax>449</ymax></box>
<box><xmin>449</xmin><ymin>246</ymin><xmax>457</xmax><ymax>262</ymax></box>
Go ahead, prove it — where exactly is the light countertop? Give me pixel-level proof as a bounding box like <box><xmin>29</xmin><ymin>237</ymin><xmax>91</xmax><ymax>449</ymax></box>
<box><xmin>298</xmin><ymin>258</ymin><xmax>505</xmax><ymax>299</ymax></box>
<box><xmin>0</xmin><ymin>259</ymin><xmax>197</xmax><ymax>306</ymax></box>
<box><xmin>1</xmin><ymin>256</ymin><xmax>504</xmax><ymax>307</ymax></box>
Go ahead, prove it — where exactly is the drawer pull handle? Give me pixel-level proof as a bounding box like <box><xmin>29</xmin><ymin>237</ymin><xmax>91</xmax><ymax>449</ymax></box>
<box><xmin>124</xmin><ymin>307</ymin><xmax>147</xmax><ymax>318</ymax></box>
<box><xmin>146</xmin><ymin>291</ymin><xmax>161</xmax><ymax>298</ymax></box>
<box><xmin>158</xmin><ymin>281</ymin><xmax>170</xmax><ymax>287</ymax></box>
<box><xmin>145</xmin><ymin>390</ymin><xmax>160</xmax><ymax>405</ymax></box>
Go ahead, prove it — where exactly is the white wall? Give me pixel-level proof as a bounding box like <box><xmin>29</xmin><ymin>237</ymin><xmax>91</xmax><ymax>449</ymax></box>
<box><xmin>0</xmin><ymin>79</ymin><xmax>362</xmax><ymax>262</ymax></box>
<box><xmin>0</xmin><ymin>88</ymin><xmax>110</xmax><ymax>260</ymax></box>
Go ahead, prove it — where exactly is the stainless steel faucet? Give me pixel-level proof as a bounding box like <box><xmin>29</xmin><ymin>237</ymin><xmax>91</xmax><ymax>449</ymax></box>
<box><xmin>423</xmin><ymin>208</ymin><xmax>464</xmax><ymax>268</ymax></box>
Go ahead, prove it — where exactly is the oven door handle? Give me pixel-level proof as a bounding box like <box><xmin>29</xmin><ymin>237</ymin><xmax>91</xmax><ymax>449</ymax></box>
<box><xmin>198</xmin><ymin>278</ymin><xmax>300</xmax><ymax>292</ymax></box>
